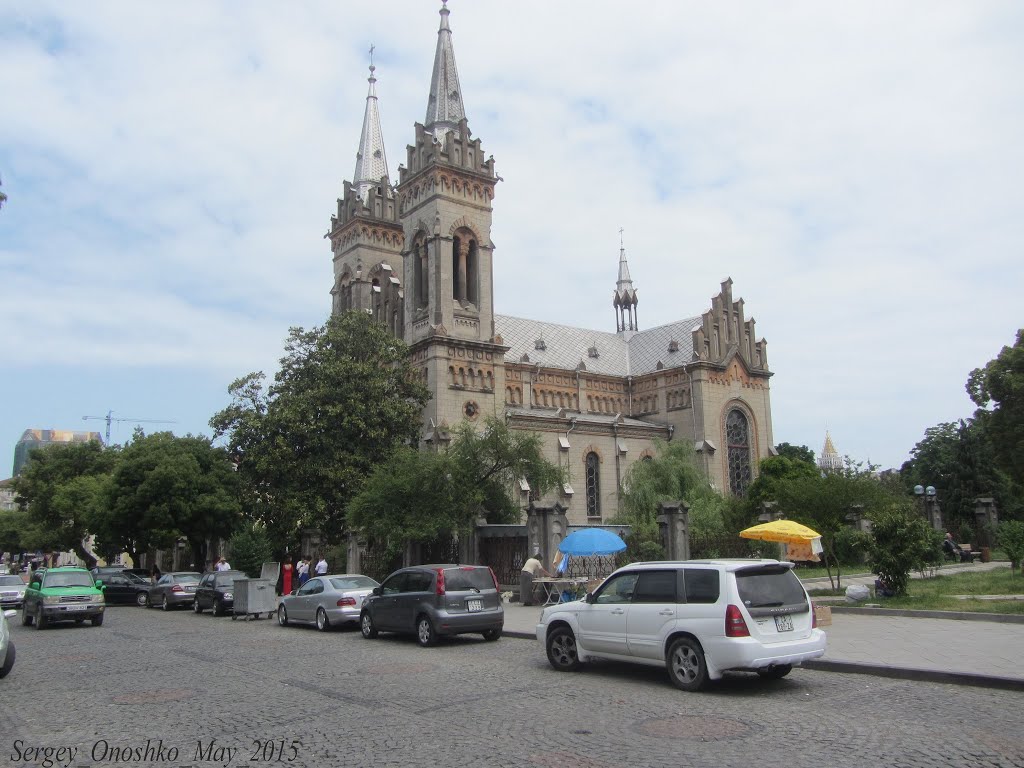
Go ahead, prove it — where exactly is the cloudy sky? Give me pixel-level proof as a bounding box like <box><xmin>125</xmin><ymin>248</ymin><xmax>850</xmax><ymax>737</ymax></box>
<box><xmin>2</xmin><ymin>0</ymin><xmax>1022</xmax><ymax>478</ymax></box>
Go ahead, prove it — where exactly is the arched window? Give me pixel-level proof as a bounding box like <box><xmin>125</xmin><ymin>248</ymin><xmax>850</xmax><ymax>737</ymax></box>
<box><xmin>413</xmin><ymin>235</ymin><xmax>428</xmax><ymax>309</ymax></box>
<box><xmin>585</xmin><ymin>452</ymin><xmax>601</xmax><ymax>518</ymax></box>
<box><xmin>726</xmin><ymin>409</ymin><xmax>753</xmax><ymax>496</ymax></box>
<box><xmin>452</xmin><ymin>231</ymin><xmax>478</xmax><ymax>305</ymax></box>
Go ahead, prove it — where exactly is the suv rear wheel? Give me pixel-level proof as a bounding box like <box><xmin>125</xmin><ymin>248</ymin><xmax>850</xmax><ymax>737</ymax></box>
<box><xmin>666</xmin><ymin>637</ymin><xmax>708</xmax><ymax>692</ymax></box>
<box><xmin>546</xmin><ymin>627</ymin><xmax>580</xmax><ymax>671</ymax></box>
<box><xmin>482</xmin><ymin>628</ymin><xmax>501</xmax><ymax>642</ymax></box>
<box><xmin>415</xmin><ymin>615</ymin><xmax>437</xmax><ymax>647</ymax></box>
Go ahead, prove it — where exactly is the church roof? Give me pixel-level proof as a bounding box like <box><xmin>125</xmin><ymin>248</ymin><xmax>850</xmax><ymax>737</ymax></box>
<box><xmin>505</xmin><ymin>407</ymin><xmax>667</xmax><ymax>431</ymax></box>
<box><xmin>424</xmin><ymin>1</ymin><xmax>466</xmax><ymax>141</ymax></box>
<box><xmin>352</xmin><ymin>56</ymin><xmax>390</xmax><ymax>203</ymax></box>
<box><xmin>496</xmin><ymin>314</ymin><xmax>702</xmax><ymax>377</ymax></box>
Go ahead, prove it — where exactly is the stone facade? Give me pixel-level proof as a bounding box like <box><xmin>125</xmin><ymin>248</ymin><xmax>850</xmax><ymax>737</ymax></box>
<box><xmin>329</xmin><ymin>3</ymin><xmax>775</xmax><ymax>524</ymax></box>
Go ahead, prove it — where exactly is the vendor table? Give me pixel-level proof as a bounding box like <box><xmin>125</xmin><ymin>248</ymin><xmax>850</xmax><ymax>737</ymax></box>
<box><xmin>532</xmin><ymin>577</ymin><xmax>588</xmax><ymax>605</ymax></box>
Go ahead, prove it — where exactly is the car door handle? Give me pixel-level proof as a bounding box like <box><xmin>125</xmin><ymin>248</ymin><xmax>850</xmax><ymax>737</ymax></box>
<box><xmin>611</xmin><ymin>608</ymin><xmax>625</xmax><ymax>614</ymax></box>
<box><xmin>659</xmin><ymin>610</ymin><xmax>673</xmax><ymax>616</ymax></box>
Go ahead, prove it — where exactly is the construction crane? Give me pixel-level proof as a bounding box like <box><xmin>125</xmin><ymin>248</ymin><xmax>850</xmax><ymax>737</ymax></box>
<box><xmin>82</xmin><ymin>410</ymin><xmax>177</xmax><ymax>445</ymax></box>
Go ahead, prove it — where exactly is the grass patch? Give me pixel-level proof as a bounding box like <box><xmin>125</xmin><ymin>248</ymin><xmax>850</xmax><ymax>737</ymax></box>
<box><xmin>841</xmin><ymin>565</ymin><xmax>1024</xmax><ymax>614</ymax></box>
<box><xmin>790</xmin><ymin>564</ymin><xmax>871</xmax><ymax>581</ymax></box>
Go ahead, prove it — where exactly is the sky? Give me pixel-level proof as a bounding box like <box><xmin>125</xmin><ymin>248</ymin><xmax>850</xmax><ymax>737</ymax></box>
<box><xmin>1</xmin><ymin>0</ymin><xmax>1022</xmax><ymax>479</ymax></box>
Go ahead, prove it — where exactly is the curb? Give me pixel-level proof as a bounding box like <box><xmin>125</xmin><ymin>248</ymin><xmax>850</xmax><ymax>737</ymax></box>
<box><xmin>803</xmin><ymin>659</ymin><xmax>1024</xmax><ymax>692</ymax></box>
<box><xmin>828</xmin><ymin>606</ymin><xmax>1024</xmax><ymax>624</ymax></box>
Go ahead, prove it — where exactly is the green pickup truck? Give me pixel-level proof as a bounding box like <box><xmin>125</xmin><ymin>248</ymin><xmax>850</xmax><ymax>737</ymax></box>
<box><xmin>22</xmin><ymin>567</ymin><xmax>106</xmax><ymax>629</ymax></box>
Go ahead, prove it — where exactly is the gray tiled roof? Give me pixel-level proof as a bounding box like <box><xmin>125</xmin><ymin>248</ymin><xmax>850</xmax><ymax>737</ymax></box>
<box><xmin>505</xmin><ymin>407</ymin><xmax>662</xmax><ymax>430</ymax></box>
<box><xmin>495</xmin><ymin>315</ymin><xmax>702</xmax><ymax>377</ymax></box>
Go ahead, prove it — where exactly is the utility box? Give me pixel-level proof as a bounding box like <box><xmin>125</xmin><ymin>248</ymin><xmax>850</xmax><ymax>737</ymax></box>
<box><xmin>232</xmin><ymin>578</ymin><xmax>276</xmax><ymax>621</ymax></box>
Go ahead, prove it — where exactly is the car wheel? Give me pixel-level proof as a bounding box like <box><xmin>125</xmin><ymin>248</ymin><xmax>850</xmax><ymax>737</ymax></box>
<box><xmin>360</xmin><ymin>611</ymin><xmax>377</xmax><ymax>639</ymax></box>
<box><xmin>277</xmin><ymin>605</ymin><xmax>289</xmax><ymax>627</ymax></box>
<box><xmin>213</xmin><ymin>599</ymin><xmax>224</xmax><ymax>617</ymax></box>
<box><xmin>316</xmin><ymin>607</ymin><xmax>330</xmax><ymax>632</ymax></box>
<box><xmin>0</xmin><ymin>641</ymin><xmax>14</xmax><ymax>679</ymax></box>
<box><xmin>91</xmin><ymin>613</ymin><xmax>104</xmax><ymax>627</ymax></box>
<box><xmin>193</xmin><ymin>599</ymin><xmax>203</xmax><ymax>614</ymax></box>
<box><xmin>666</xmin><ymin>637</ymin><xmax>708</xmax><ymax>692</ymax></box>
<box><xmin>21</xmin><ymin>607</ymin><xmax>32</xmax><ymax>627</ymax></box>
<box><xmin>161</xmin><ymin>595</ymin><xmax>170</xmax><ymax>611</ymax></box>
<box><xmin>415</xmin><ymin>615</ymin><xmax>437</xmax><ymax>647</ymax></box>
<box><xmin>34</xmin><ymin>605</ymin><xmax>47</xmax><ymax>631</ymax></box>
<box><xmin>545</xmin><ymin>627</ymin><xmax>580</xmax><ymax>671</ymax></box>
<box><xmin>757</xmin><ymin>664</ymin><xmax>793</xmax><ymax>680</ymax></box>
<box><xmin>145</xmin><ymin>594</ymin><xmax>153</xmax><ymax>609</ymax></box>
<box><xmin>482</xmin><ymin>628</ymin><xmax>502</xmax><ymax>642</ymax></box>
<box><xmin>136</xmin><ymin>592</ymin><xmax>148</xmax><ymax>607</ymax></box>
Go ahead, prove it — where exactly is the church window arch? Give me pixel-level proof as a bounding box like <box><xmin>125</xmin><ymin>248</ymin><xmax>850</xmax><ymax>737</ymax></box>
<box><xmin>726</xmin><ymin>408</ymin><xmax>753</xmax><ymax>497</ymax></box>
<box><xmin>585</xmin><ymin>452</ymin><xmax>601</xmax><ymax>518</ymax></box>
<box><xmin>450</xmin><ymin>366</ymin><xmax>457</xmax><ymax>386</ymax></box>
<box><xmin>413</xmin><ymin>233</ymin><xmax>429</xmax><ymax>309</ymax></box>
<box><xmin>452</xmin><ymin>229</ymin><xmax>479</xmax><ymax>306</ymax></box>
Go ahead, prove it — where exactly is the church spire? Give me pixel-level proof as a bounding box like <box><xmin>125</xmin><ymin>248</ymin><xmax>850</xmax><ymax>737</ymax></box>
<box><xmin>818</xmin><ymin>430</ymin><xmax>843</xmax><ymax>473</ymax></box>
<box><xmin>424</xmin><ymin>0</ymin><xmax>467</xmax><ymax>141</ymax></box>
<box><xmin>352</xmin><ymin>46</ymin><xmax>390</xmax><ymax>204</ymax></box>
<box><xmin>613</xmin><ymin>229</ymin><xmax>639</xmax><ymax>334</ymax></box>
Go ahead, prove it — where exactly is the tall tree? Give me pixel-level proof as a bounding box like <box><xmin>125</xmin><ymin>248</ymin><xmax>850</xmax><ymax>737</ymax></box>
<box><xmin>11</xmin><ymin>440</ymin><xmax>118</xmax><ymax>568</ymax></box>
<box><xmin>347</xmin><ymin>416</ymin><xmax>563</xmax><ymax>553</ymax></box>
<box><xmin>211</xmin><ymin>312</ymin><xmax>430</xmax><ymax>547</ymax></box>
<box><xmin>775</xmin><ymin>443</ymin><xmax>816</xmax><ymax>465</ymax></box>
<box><xmin>96</xmin><ymin>431</ymin><xmax>240</xmax><ymax>569</ymax></box>
<box><xmin>968</xmin><ymin>329</ymin><xmax>1024</xmax><ymax>485</ymax></box>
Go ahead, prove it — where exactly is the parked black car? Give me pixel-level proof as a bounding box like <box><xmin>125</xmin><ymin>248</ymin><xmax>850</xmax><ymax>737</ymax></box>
<box><xmin>360</xmin><ymin>564</ymin><xmax>503</xmax><ymax>646</ymax></box>
<box><xmin>92</xmin><ymin>570</ymin><xmax>152</xmax><ymax>606</ymax></box>
<box><xmin>193</xmin><ymin>571</ymin><xmax>246</xmax><ymax>616</ymax></box>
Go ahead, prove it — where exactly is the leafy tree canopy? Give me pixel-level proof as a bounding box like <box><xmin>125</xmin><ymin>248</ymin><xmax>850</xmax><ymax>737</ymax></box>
<box><xmin>775</xmin><ymin>443</ymin><xmax>816</xmax><ymax>465</ymax></box>
<box><xmin>968</xmin><ymin>328</ymin><xmax>1024</xmax><ymax>484</ymax></box>
<box><xmin>745</xmin><ymin>455</ymin><xmax>820</xmax><ymax>513</ymax></box>
<box><xmin>11</xmin><ymin>440</ymin><xmax>118</xmax><ymax>567</ymax></box>
<box><xmin>96</xmin><ymin>431</ymin><xmax>240</xmax><ymax>569</ymax></box>
<box><xmin>210</xmin><ymin>311</ymin><xmax>431</xmax><ymax>546</ymax></box>
<box><xmin>347</xmin><ymin>416</ymin><xmax>563</xmax><ymax>551</ymax></box>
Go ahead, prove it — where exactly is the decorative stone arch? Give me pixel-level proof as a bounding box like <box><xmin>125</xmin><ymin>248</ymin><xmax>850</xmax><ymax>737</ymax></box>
<box><xmin>410</xmin><ymin>227</ymin><xmax>430</xmax><ymax>309</ymax></box>
<box><xmin>720</xmin><ymin>399</ymin><xmax>759</xmax><ymax>497</ymax></box>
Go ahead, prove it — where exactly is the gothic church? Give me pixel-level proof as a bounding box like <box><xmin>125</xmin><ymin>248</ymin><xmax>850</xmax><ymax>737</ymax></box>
<box><xmin>328</xmin><ymin>2</ymin><xmax>774</xmax><ymax>524</ymax></box>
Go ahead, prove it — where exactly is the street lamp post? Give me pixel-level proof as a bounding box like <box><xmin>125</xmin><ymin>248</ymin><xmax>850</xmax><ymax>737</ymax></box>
<box><xmin>913</xmin><ymin>485</ymin><xmax>943</xmax><ymax>531</ymax></box>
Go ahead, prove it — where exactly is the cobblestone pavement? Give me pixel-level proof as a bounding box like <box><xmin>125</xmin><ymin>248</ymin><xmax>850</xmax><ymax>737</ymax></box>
<box><xmin>2</xmin><ymin>606</ymin><xmax>1023</xmax><ymax>768</ymax></box>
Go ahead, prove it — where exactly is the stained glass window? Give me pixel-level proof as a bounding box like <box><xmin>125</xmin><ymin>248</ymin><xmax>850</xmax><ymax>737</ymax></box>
<box><xmin>726</xmin><ymin>409</ymin><xmax>752</xmax><ymax>496</ymax></box>
<box><xmin>585</xmin><ymin>452</ymin><xmax>601</xmax><ymax>518</ymax></box>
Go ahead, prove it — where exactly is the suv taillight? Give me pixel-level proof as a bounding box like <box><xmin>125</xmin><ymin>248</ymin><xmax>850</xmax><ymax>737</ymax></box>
<box><xmin>487</xmin><ymin>566</ymin><xmax>499</xmax><ymax>591</ymax></box>
<box><xmin>725</xmin><ymin>604</ymin><xmax>750</xmax><ymax>637</ymax></box>
<box><xmin>435</xmin><ymin>568</ymin><xmax>446</xmax><ymax>596</ymax></box>
<box><xmin>337</xmin><ymin>597</ymin><xmax>356</xmax><ymax>607</ymax></box>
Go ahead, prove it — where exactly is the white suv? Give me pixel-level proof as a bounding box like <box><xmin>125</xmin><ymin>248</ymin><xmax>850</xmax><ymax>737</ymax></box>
<box><xmin>536</xmin><ymin>559</ymin><xmax>826</xmax><ymax>691</ymax></box>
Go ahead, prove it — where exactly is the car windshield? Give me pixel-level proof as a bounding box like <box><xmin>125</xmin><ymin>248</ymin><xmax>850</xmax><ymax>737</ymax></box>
<box><xmin>329</xmin><ymin>576</ymin><xmax>377</xmax><ymax>590</ymax></box>
<box><xmin>215</xmin><ymin>574</ymin><xmax>241</xmax><ymax>587</ymax></box>
<box><xmin>43</xmin><ymin>572</ymin><xmax>96</xmax><ymax>589</ymax></box>
<box><xmin>0</xmin><ymin>575</ymin><xmax>23</xmax><ymax>586</ymax></box>
<box><xmin>443</xmin><ymin>567</ymin><xmax>494</xmax><ymax>592</ymax></box>
<box><xmin>735</xmin><ymin>566</ymin><xmax>807</xmax><ymax>607</ymax></box>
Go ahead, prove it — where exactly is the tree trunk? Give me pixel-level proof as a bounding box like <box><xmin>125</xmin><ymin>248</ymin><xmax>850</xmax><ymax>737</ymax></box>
<box><xmin>74</xmin><ymin>541</ymin><xmax>98</xmax><ymax>570</ymax></box>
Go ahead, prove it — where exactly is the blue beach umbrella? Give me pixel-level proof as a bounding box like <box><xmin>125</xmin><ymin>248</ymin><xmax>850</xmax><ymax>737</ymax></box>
<box><xmin>559</xmin><ymin>528</ymin><xmax>627</xmax><ymax>556</ymax></box>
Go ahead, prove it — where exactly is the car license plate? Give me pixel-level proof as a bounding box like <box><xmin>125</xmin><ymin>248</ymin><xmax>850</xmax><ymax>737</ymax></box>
<box><xmin>774</xmin><ymin>614</ymin><xmax>793</xmax><ymax>632</ymax></box>
<box><xmin>467</xmin><ymin>599</ymin><xmax>483</xmax><ymax>612</ymax></box>
<box><xmin>65</xmin><ymin>605</ymin><xmax>88</xmax><ymax>611</ymax></box>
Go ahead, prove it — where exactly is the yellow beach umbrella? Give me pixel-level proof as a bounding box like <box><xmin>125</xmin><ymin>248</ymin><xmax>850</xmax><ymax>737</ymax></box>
<box><xmin>739</xmin><ymin>519</ymin><xmax>821</xmax><ymax>544</ymax></box>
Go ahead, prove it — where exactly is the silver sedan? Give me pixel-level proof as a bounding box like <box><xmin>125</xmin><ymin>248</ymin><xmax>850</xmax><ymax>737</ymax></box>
<box><xmin>277</xmin><ymin>574</ymin><xmax>379</xmax><ymax>632</ymax></box>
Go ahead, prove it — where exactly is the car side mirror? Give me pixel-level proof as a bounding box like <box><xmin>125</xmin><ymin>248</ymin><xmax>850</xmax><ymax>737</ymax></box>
<box><xmin>96</xmin><ymin>581</ymin><xmax>104</xmax><ymax>589</ymax></box>
<box><xmin>584</xmin><ymin>593</ymin><xmax>596</xmax><ymax>604</ymax></box>
<box><xmin>371</xmin><ymin>586</ymin><xmax>381</xmax><ymax>596</ymax></box>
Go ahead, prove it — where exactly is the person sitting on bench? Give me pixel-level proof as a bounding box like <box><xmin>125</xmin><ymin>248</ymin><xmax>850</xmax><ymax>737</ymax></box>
<box><xmin>943</xmin><ymin>532</ymin><xmax>973</xmax><ymax>563</ymax></box>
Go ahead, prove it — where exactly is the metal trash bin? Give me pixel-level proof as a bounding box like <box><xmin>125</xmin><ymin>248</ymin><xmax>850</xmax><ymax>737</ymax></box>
<box><xmin>231</xmin><ymin>578</ymin><xmax>276</xmax><ymax>621</ymax></box>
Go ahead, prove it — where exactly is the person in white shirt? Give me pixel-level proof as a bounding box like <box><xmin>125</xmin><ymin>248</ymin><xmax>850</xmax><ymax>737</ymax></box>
<box><xmin>297</xmin><ymin>558</ymin><xmax>310</xmax><ymax>586</ymax></box>
<box><xmin>315</xmin><ymin>557</ymin><xmax>328</xmax><ymax>576</ymax></box>
<box><xmin>216</xmin><ymin>558</ymin><xmax>231</xmax><ymax>572</ymax></box>
<box><xmin>519</xmin><ymin>553</ymin><xmax>551</xmax><ymax>606</ymax></box>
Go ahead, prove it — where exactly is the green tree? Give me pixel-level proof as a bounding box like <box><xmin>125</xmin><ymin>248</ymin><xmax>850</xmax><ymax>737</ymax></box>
<box><xmin>867</xmin><ymin>507</ymin><xmax>943</xmax><ymax>596</ymax></box>
<box><xmin>968</xmin><ymin>329</ymin><xmax>1024</xmax><ymax>484</ymax></box>
<box><xmin>11</xmin><ymin>440</ymin><xmax>118</xmax><ymax>568</ymax></box>
<box><xmin>745</xmin><ymin>455</ymin><xmax>820</xmax><ymax>513</ymax></box>
<box><xmin>775</xmin><ymin>443</ymin><xmax>816</xmax><ymax>465</ymax></box>
<box><xmin>997</xmin><ymin>520</ymin><xmax>1024</xmax><ymax>572</ymax></box>
<box><xmin>210</xmin><ymin>312</ymin><xmax>431</xmax><ymax>547</ymax></box>
<box><xmin>347</xmin><ymin>416</ymin><xmax>563</xmax><ymax>555</ymax></box>
<box><xmin>96</xmin><ymin>432</ymin><xmax>241</xmax><ymax>569</ymax></box>
<box><xmin>228</xmin><ymin>524</ymin><xmax>273</xmax><ymax>578</ymax></box>
<box><xmin>0</xmin><ymin>510</ymin><xmax>30</xmax><ymax>557</ymax></box>
<box><xmin>615</xmin><ymin>441</ymin><xmax>733</xmax><ymax>561</ymax></box>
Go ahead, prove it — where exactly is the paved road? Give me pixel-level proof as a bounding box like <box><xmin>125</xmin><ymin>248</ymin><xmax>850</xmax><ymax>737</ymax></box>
<box><xmin>3</xmin><ymin>606</ymin><xmax>1023</xmax><ymax>768</ymax></box>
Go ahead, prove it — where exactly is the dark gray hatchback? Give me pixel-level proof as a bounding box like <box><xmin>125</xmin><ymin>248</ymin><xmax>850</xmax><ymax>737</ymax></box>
<box><xmin>360</xmin><ymin>564</ymin><xmax>503</xmax><ymax>646</ymax></box>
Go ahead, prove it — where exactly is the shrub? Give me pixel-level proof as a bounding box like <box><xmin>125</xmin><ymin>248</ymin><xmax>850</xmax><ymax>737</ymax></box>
<box><xmin>867</xmin><ymin>508</ymin><xmax>942</xmax><ymax>596</ymax></box>
<box><xmin>997</xmin><ymin>521</ymin><xmax>1024</xmax><ymax>571</ymax></box>
<box><xmin>228</xmin><ymin>524</ymin><xmax>273</xmax><ymax>578</ymax></box>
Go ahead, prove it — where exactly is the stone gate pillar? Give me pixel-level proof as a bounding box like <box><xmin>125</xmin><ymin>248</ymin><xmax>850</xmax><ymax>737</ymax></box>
<box><xmin>974</xmin><ymin>497</ymin><xmax>998</xmax><ymax>550</ymax></box>
<box><xmin>657</xmin><ymin>501</ymin><xmax>690</xmax><ymax>561</ymax></box>
<box><xmin>526</xmin><ymin>502</ymin><xmax>568</xmax><ymax>570</ymax></box>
